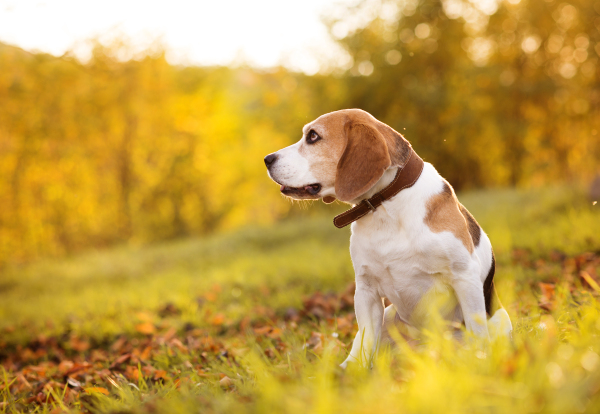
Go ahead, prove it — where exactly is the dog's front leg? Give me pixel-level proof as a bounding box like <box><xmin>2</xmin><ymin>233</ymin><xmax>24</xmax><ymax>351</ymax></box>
<box><xmin>341</xmin><ymin>280</ymin><xmax>383</xmax><ymax>368</ymax></box>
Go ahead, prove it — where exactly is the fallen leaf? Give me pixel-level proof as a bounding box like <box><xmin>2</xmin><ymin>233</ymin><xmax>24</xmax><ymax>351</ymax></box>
<box><xmin>267</xmin><ymin>328</ymin><xmax>282</xmax><ymax>339</ymax></box>
<box><xmin>161</xmin><ymin>327</ymin><xmax>177</xmax><ymax>341</ymax></box>
<box><xmin>154</xmin><ymin>370</ymin><xmax>168</xmax><ymax>380</ymax></box>
<box><xmin>69</xmin><ymin>336</ymin><xmax>90</xmax><ymax>352</ymax></box>
<box><xmin>16</xmin><ymin>374</ymin><xmax>32</xmax><ymax>390</ymax></box>
<box><xmin>539</xmin><ymin>282</ymin><xmax>555</xmax><ymax>299</ymax></box>
<box><xmin>306</xmin><ymin>331</ymin><xmax>323</xmax><ymax>352</ymax></box>
<box><xmin>111</xmin><ymin>337</ymin><xmax>128</xmax><ymax>352</ymax></box>
<box><xmin>84</xmin><ymin>387</ymin><xmax>109</xmax><ymax>395</ymax></box>
<box><xmin>135</xmin><ymin>322</ymin><xmax>156</xmax><ymax>335</ymax></box>
<box><xmin>140</xmin><ymin>346</ymin><xmax>152</xmax><ymax>361</ymax></box>
<box><xmin>57</xmin><ymin>360</ymin><xmax>74</xmax><ymax>374</ymax></box>
<box><xmin>211</xmin><ymin>314</ymin><xmax>225</xmax><ymax>326</ymax></box>
<box><xmin>125</xmin><ymin>365</ymin><xmax>140</xmax><ymax>381</ymax></box>
<box><xmin>110</xmin><ymin>353</ymin><xmax>131</xmax><ymax>368</ymax></box>
<box><xmin>219</xmin><ymin>376</ymin><xmax>233</xmax><ymax>387</ymax></box>
<box><xmin>253</xmin><ymin>326</ymin><xmax>272</xmax><ymax>335</ymax></box>
<box><xmin>63</xmin><ymin>362</ymin><xmax>92</xmax><ymax>377</ymax></box>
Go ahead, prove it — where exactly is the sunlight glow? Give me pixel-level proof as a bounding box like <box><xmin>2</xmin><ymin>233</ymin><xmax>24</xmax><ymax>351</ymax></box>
<box><xmin>0</xmin><ymin>0</ymin><xmax>354</xmax><ymax>73</ymax></box>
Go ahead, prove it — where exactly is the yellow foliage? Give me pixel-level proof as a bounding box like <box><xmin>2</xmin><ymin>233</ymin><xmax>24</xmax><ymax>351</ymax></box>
<box><xmin>1</xmin><ymin>0</ymin><xmax>600</xmax><ymax>264</ymax></box>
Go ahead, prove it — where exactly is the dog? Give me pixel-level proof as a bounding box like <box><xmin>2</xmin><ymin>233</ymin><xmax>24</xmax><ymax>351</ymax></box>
<box><xmin>264</xmin><ymin>109</ymin><xmax>512</xmax><ymax>367</ymax></box>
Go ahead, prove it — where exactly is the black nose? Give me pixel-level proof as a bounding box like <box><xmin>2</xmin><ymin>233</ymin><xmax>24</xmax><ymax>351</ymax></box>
<box><xmin>264</xmin><ymin>153</ymin><xmax>277</xmax><ymax>168</ymax></box>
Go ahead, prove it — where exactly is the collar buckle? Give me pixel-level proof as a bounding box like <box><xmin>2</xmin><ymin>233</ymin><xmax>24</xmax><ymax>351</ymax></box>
<box><xmin>364</xmin><ymin>199</ymin><xmax>376</xmax><ymax>212</ymax></box>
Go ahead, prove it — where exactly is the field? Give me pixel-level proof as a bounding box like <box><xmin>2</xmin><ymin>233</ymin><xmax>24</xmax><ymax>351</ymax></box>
<box><xmin>1</xmin><ymin>185</ymin><xmax>599</xmax><ymax>413</ymax></box>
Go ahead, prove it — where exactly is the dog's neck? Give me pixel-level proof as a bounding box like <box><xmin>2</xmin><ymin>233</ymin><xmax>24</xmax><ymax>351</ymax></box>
<box><xmin>349</xmin><ymin>166</ymin><xmax>400</xmax><ymax>205</ymax></box>
<box><xmin>332</xmin><ymin>148</ymin><xmax>424</xmax><ymax>228</ymax></box>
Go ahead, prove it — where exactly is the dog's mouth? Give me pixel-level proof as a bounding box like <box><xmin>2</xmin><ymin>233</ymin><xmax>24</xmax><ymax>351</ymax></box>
<box><xmin>280</xmin><ymin>183</ymin><xmax>322</xmax><ymax>198</ymax></box>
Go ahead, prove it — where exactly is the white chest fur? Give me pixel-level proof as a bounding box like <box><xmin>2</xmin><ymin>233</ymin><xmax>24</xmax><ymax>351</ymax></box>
<box><xmin>349</xmin><ymin>163</ymin><xmax>471</xmax><ymax>326</ymax></box>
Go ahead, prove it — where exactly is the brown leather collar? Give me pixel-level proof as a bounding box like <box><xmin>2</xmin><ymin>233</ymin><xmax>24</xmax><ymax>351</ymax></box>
<box><xmin>333</xmin><ymin>149</ymin><xmax>425</xmax><ymax>228</ymax></box>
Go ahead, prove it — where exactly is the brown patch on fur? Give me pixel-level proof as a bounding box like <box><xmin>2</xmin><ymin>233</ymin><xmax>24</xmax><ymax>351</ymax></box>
<box><xmin>373</xmin><ymin>122</ymin><xmax>412</xmax><ymax>167</ymax></box>
<box><xmin>424</xmin><ymin>182</ymin><xmax>474</xmax><ymax>253</ymax></box>
<box><xmin>459</xmin><ymin>204</ymin><xmax>481</xmax><ymax>247</ymax></box>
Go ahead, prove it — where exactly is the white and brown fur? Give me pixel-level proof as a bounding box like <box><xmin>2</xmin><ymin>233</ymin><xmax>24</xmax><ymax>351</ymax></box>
<box><xmin>264</xmin><ymin>109</ymin><xmax>512</xmax><ymax>368</ymax></box>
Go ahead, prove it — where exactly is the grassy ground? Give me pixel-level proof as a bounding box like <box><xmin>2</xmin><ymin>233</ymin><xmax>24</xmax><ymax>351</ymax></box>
<box><xmin>1</xmin><ymin>185</ymin><xmax>599</xmax><ymax>413</ymax></box>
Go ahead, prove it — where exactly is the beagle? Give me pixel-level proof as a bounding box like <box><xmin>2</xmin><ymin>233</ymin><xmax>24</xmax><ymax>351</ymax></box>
<box><xmin>264</xmin><ymin>109</ymin><xmax>512</xmax><ymax>367</ymax></box>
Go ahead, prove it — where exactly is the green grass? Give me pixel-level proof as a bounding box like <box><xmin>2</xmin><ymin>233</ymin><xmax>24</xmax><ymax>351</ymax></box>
<box><xmin>1</xmin><ymin>185</ymin><xmax>599</xmax><ymax>413</ymax></box>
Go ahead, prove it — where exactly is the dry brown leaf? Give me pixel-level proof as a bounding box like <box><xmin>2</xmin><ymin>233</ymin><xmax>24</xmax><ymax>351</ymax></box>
<box><xmin>16</xmin><ymin>374</ymin><xmax>32</xmax><ymax>390</ymax></box>
<box><xmin>69</xmin><ymin>336</ymin><xmax>90</xmax><ymax>352</ymax></box>
<box><xmin>219</xmin><ymin>376</ymin><xmax>233</xmax><ymax>387</ymax></box>
<box><xmin>63</xmin><ymin>362</ymin><xmax>92</xmax><ymax>377</ymax></box>
<box><xmin>110</xmin><ymin>353</ymin><xmax>131</xmax><ymax>368</ymax></box>
<box><xmin>539</xmin><ymin>282</ymin><xmax>555</xmax><ymax>299</ymax></box>
<box><xmin>253</xmin><ymin>326</ymin><xmax>272</xmax><ymax>335</ymax></box>
<box><xmin>135</xmin><ymin>322</ymin><xmax>156</xmax><ymax>335</ymax></box>
<box><xmin>124</xmin><ymin>365</ymin><xmax>140</xmax><ymax>381</ymax></box>
<box><xmin>154</xmin><ymin>370</ymin><xmax>168</xmax><ymax>380</ymax></box>
<box><xmin>161</xmin><ymin>327</ymin><xmax>177</xmax><ymax>341</ymax></box>
<box><xmin>211</xmin><ymin>314</ymin><xmax>225</xmax><ymax>326</ymax></box>
<box><xmin>110</xmin><ymin>337</ymin><xmax>128</xmax><ymax>352</ymax></box>
<box><xmin>306</xmin><ymin>331</ymin><xmax>323</xmax><ymax>352</ymax></box>
<box><xmin>139</xmin><ymin>346</ymin><xmax>152</xmax><ymax>361</ymax></box>
<box><xmin>267</xmin><ymin>328</ymin><xmax>282</xmax><ymax>339</ymax></box>
<box><xmin>57</xmin><ymin>360</ymin><xmax>74</xmax><ymax>374</ymax></box>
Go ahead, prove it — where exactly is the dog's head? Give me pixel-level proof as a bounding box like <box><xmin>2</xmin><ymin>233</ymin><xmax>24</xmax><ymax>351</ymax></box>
<box><xmin>264</xmin><ymin>109</ymin><xmax>411</xmax><ymax>203</ymax></box>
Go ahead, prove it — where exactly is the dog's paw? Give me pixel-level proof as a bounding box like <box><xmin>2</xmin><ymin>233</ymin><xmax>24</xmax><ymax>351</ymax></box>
<box><xmin>340</xmin><ymin>356</ymin><xmax>374</xmax><ymax>370</ymax></box>
<box><xmin>340</xmin><ymin>355</ymin><xmax>359</xmax><ymax>370</ymax></box>
<box><xmin>488</xmin><ymin>308</ymin><xmax>513</xmax><ymax>340</ymax></box>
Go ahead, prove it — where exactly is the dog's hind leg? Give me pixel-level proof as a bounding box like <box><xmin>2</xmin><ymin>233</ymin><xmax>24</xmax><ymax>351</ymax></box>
<box><xmin>380</xmin><ymin>304</ymin><xmax>400</xmax><ymax>347</ymax></box>
<box><xmin>380</xmin><ymin>304</ymin><xmax>421</xmax><ymax>349</ymax></box>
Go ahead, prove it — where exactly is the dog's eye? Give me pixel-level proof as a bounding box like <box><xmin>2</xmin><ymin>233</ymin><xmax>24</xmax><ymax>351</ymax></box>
<box><xmin>306</xmin><ymin>130</ymin><xmax>321</xmax><ymax>144</ymax></box>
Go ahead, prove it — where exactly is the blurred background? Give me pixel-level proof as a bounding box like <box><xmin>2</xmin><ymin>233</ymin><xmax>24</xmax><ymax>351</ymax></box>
<box><xmin>1</xmin><ymin>0</ymin><xmax>599</xmax><ymax>267</ymax></box>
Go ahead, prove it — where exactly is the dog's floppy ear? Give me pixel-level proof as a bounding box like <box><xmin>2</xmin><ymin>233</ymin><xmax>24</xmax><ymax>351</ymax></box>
<box><xmin>335</xmin><ymin>123</ymin><xmax>391</xmax><ymax>202</ymax></box>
